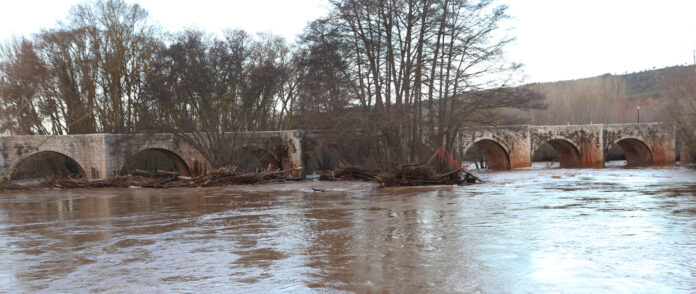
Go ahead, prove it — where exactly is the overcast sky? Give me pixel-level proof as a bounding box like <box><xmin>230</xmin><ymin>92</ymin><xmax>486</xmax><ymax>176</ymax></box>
<box><xmin>1</xmin><ymin>0</ymin><xmax>694</xmax><ymax>83</ymax></box>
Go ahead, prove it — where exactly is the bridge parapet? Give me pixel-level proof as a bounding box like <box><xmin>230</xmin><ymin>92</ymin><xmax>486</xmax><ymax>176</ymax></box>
<box><xmin>602</xmin><ymin>123</ymin><xmax>675</xmax><ymax>165</ymax></box>
<box><xmin>458</xmin><ymin>122</ymin><xmax>675</xmax><ymax>170</ymax></box>
<box><xmin>0</xmin><ymin>134</ymin><xmax>109</xmax><ymax>180</ymax></box>
<box><xmin>0</xmin><ymin>123</ymin><xmax>677</xmax><ymax>180</ymax></box>
<box><xmin>106</xmin><ymin>131</ymin><xmax>304</xmax><ymax>177</ymax></box>
<box><xmin>459</xmin><ymin>125</ymin><xmax>532</xmax><ymax>169</ymax></box>
<box><xmin>530</xmin><ymin>124</ymin><xmax>604</xmax><ymax>167</ymax></box>
<box><xmin>0</xmin><ymin>131</ymin><xmax>304</xmax><ymax>180</ymax></box>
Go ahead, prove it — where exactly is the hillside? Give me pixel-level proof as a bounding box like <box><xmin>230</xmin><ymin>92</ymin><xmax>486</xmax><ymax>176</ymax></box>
<box><xmin>536</xmin><ymin>64</ymin><xmax>695</xmax><ymax>100</ymax></box>
<box><xmin>514</xmin><ymin>64</ymin><xmax>696</xmax><ymax>126</ymax></box>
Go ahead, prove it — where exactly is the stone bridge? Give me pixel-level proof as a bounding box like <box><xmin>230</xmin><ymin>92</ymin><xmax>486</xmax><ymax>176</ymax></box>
<box><xmin>0</xmin><ymin>123</ymin><xmax>676</xmax><ymax>180</ymax></box>
<box><xmin>0</xmin><ymin>131</ymin><xmax>304</xmax><ymax>180</ymax></box>
<box><xmin>458</xmin><ymin>123</ymin><xmax>675</xmax><ymax>169</ymax></box>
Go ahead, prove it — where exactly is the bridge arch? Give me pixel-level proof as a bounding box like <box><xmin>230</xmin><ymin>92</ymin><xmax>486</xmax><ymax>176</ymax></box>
<box><xmin>304</xmin><ymin>140</ymin><xmax>346</xmax><ymax>171</ymax></box>
<box><xmin>533</xmin><ymin>138</ymin><xmax>582</xmax><ymax>168</ymax></box>
<box><xmin>607</xmin><ymin>137</ymin><xmax>653</xmax><ymax>166</ymax></box>
<box><xmin>463</xmin><ymin>139</ymin><xmax>511</xmax><ymax>170</ymax></box>
<box><xmin>9</xmin><ymin>150</ymin><xmax>87</xmax><ymax>180</ymax></box>
<box><xmin>122</xmin><ymin>148</ymin><xmax>192</xmax><ymax>176</ymax></box>
<box><xmin>234</xmin><ymin>146</ymin><xmax>281</xmax><ymax>172</ymax></box>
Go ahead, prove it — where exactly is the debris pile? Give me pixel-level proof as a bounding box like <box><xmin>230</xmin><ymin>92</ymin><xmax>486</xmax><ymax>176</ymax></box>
<box><xmin>319</xmin><ymin>164</ymin><xmax>484</xmax><ymax>187</ymax></box>
<box><xmin>375</xmin><ymin>164</ymin><xmax>483</xmax><ymax>187</ymax></box>
<box><xmin>183</xmin><ymin>167</ymin><xmax>297</xmax><ymax>187</ymax></box>
<box><xmin>3</xmin><ymin>163</ymin><xmax>484</xmax><ymax>191</ymax></box>
<box><xmin>51</xmin><ymin>175</ymin><xmax>178</xmax><ymax>189</ymax></box>
<box><xmin>319</xmin><ymin>166</ymin><xmax>377</xmax><ymax>181</ymax></box>
<box><xmin>0</xmin><ymin>182</ymin><xmax>30</xmax><ymax>191</ymax></box>
<box><xmin>49</xmin><ymin>167</ymin><xmax>302</xmax><ymax>189</ymax></box>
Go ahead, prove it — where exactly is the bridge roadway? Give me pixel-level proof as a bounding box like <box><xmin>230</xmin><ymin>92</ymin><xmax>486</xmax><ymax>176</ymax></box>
<box><xmin>0</xmin><ymin>123</ymin><xmax>676</xmax><ymax>180</ymax></box>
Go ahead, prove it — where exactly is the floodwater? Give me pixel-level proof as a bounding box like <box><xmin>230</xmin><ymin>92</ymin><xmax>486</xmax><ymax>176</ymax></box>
<box><xmin>0</xmin><ymin>166</ymin><xmax>695</xmax><ymax>293</ymax></box>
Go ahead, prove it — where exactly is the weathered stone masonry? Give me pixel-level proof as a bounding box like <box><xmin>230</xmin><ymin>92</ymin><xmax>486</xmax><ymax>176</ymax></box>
<box><xmin>0</xmin><ymin>123</ymin><xmax>677</xmax><ymax>180</ymax></box>
<box><xmin>459</xmin><ymin>122</ymin><xmax>675</xmax><ymax>169</ymax></box>
<box><xmin>0</xmin><ymin>131</ymin><xmax>304</xmax><ymax>180</ymax></box>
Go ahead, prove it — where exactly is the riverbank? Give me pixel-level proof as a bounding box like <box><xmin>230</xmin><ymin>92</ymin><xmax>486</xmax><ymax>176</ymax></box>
<box><xmin>0</xmin><ymin>167</ymin><xmax>302</xmax><ymax>191</ymax></box>
<box><xmin>0</xmin><ymin>165</ymin><xmax>482</xmax><ymax>191</ymax></box>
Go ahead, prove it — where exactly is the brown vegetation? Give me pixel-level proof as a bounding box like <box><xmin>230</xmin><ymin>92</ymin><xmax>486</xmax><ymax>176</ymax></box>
<box><xmin>493</xmin><ymin>65</ymin><xmax>696</xmax><ymax>162</ymax></box>
<box><xmin>0</xmin><ymin>0</ymin><xmax>543</xmax><ymax>178</ymax></box>
<box><xmin>663</xmin><ymin>66</ymin><xmax>696</xmax><ymax>162</ymax></box>
<box><xmin>1</xmin><ymin>0</ymin><xmax>691</xmax><ymax>180</ymax></box>
<box><xmin>297</xmin><ymin>0</ymin><xmax>544</xmax><ymax>170</ymax></box>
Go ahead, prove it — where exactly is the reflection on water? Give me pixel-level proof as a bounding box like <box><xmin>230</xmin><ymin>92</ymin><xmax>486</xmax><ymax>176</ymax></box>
<box><xmin>0</xmin><ymin>167</ymin><xmax>695</xmax><ymax>293</ymax></box>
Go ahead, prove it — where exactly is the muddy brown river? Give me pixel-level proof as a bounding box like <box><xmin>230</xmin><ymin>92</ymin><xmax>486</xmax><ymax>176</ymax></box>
<box><xmin>1</xmin><ymin>167</ymin><xmax>695</xmax><ymax>293</ymax></box>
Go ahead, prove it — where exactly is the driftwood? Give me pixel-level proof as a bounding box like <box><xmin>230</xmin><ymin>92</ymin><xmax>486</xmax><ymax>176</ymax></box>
<box><xmin>0</xmin><ymin>182</ymin><xmax>31</xmax><ymax>191</ymax></box>
<box><xmin>320</xmin><ymin>164</ymin><xmax>484</xmax><ymax>187</ymax></box>
<box><xmin>126</xmin><ymin>169</ymin><xmax>180</xmax><ymax>177</ymax></box>
<box><xmin>51</xmin><ymin>175</ymin><xmax>180</xmax><ymax>189</ymax></box>
<box><xmin>375</xmin><ymin>164</ymin><xmax>483</xmax><ymax>187</ymax></box>
<box><xmin>49</xmin><ymin>167</ymin><xmax>302</xmax><ymax>189</ymax></box>
<box><xmin>182</xmin><ymin>167</ymin><xmax>298</xmax><ymax>187</ymax></box>
<box><xmin>319</xmin><ymin>165</ymin><xmax>377</xmax><ymax>181</ymax></box>
<box><xmin>3</xmin><ymin>163</ymin><xmax>485</xmax><ymax>190</ymax></box>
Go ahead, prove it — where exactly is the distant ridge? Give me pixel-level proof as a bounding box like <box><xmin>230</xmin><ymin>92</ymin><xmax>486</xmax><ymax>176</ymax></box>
<box><xmin>529</xmin><ymin>64</ymin><xmax>696</xmax><ymax>100</ymax></box>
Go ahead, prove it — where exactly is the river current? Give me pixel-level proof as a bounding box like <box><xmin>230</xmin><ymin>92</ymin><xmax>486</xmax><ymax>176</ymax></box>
<box><xmin>1</xmin><ymin>166</ymin><xmax>695</xmax><ymax>293</ymax></box>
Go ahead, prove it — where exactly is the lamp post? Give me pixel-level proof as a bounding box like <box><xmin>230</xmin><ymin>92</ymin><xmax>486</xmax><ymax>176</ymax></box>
<box><xmin>636</xmin><ymin>105</ymin><xmax>640</xmax><ymax>123</ymax></box>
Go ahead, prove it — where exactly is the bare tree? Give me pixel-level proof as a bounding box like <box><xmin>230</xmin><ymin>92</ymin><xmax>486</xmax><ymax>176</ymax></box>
<box><xmin>140</xmin><ymin>30</ymin><xmax>292</xmax><ymax>168</ymax></box>
<box><xmin>295</xmin><ymin>0</ymin><xmax>542</xmax><ymax>169</ymax></box>
<box><xmin>67</xmin><ymin>0</ymin><xmax>159</xmax><ymax>133</ymax></box>
<box><xmin>664</xmin><ymin>66</ymin><xmax>696</xmax><ymax>161</ymax></box>
<box><xmin>0</xmin><ymin>0</ymin><xmax>159</xmax><ymax>135</ymax></box>
<box><xmin>1</xmin><ymin>0</ymin><xmax>546</xmax><ymax>173</ymax></box>
<box><xmin>0</xmin><ymin>39</ymin><xmax>52</xmax><ymax>135</ymax></box>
